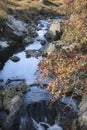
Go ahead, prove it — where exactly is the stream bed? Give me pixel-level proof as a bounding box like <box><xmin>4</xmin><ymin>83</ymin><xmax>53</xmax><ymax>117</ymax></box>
<box><xmin>0</xmin><ymin>15</ymin><xmax>78</xmax><ymax>130</ymax></box>
<box><xmin>0</xmin><ymin>19</ymin><xmax>49</xmax><ymax>86</ymax></box>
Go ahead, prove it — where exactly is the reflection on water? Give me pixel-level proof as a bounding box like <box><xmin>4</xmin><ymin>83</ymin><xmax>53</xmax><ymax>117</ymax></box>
<box><xmin>0</xmin><ymin>51</ymin><xmax>41</xmax><ymax>85</ymax></box>
<box><xmin>0</xmin><ymin>19</ymin><xmax>50</xmax><ymax>86</ymax></box>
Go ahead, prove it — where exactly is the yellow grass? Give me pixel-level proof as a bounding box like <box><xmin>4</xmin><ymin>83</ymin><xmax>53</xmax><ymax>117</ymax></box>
<box><xmin>0</xmin><ymin>0</ymin><xmax>65</xmax><ymax>19</ymax></box>
<box><xmin>7</xmin><ymin>0</ymin><xmax>65</xmax><ymax>14</ymax></box>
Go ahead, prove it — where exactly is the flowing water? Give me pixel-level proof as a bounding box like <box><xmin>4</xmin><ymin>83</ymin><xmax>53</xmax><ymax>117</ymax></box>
<box><xmin>0</xmin><ymin>16</ymin><xmax>78</xmax><ymax>130</ymax></box>
<box><xmin>0</xmin><ymin>19</ymin><xmax>50</xmax><ymax>86</ymax></box>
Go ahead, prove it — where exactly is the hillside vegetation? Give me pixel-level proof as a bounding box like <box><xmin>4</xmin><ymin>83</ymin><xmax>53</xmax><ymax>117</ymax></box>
<box><xmin>38</xmin><ymin>0</ymin><xmax>87</xmax><ymax>100</ymax></box>
<box><xmin>62</xmin><ymin>0</ymin><xmax>87</xmax><ymax>45</ymax></box>
<box><xmin>0</xmin><ymin>0</ymin><xmax>65</xmax><ymax>29</ymax></box>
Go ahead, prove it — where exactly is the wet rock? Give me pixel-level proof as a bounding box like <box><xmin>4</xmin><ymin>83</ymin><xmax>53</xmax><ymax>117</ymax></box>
<box><xmin>0</xmin><ymin>83</ymin><xmax>29</xmax><ymax>111</ymax></box>
<box><xmin>37</xmin><ymin>38</ymin><xmax>43</xmax><ymax>42</ymax></box>
<box><xmin>0</xmin><ymin>41</ymin><xmax>9</xmax><ymax>49</ymax></box>
<box><xmin>3</xmin><ymin>92</ymin><xmax>22</xmax><ymax>112</ymax></box>
<box><xmin>0</xmin><ymin>83</ymin><xmax>30</xmax><ymax>129</ymax></box>
<box><xmin>4</xmin><ymin>15</ymin><xmax>28</xmax><ymax>41</ymax></box>
<box><xmin>10</xmin><ymin>56</ymin><xmax>20</xmax><ymax>62</ymax></box>
<box><xmin>0</xmin><ymin>97</ymin><xmax>3</xmax><ymax>109</ymax></box>
<box><xmin>78</xmin><ymin>94</ymin><xmax>87</xmax><ymax>130</ymax></box>
<box><xmin>0</xmin><ymin>111</ymin><xmax>7</xmax><ymax>130</ymax></box>
<box><xmin>23</xmin><ymin>36</ymin><xmax>34</xmax><ymax>44</ymax></box>
<box><xmin>0</xmin><ymin>79</ymin><xmax>4</xmax><ymax>83</ymax></box>
<box><xmin>0</xmin><ymin>62</ymin><xmax>3</xmax><ymax>70</ymax></box>
<box><xmin>6</xmin><ymin>95</ymin><xmax>22</xmax><ymax>119</ymax></box>
<box><xmin>40</xmin><ymin>40</ymin><xmax>46</xmax><ymax>45</ymax></box>
<box><xmin>25</xmin><ymin>50</ymin><xmax>41</xmax><ymax>57</ymax></box>
<box><xmin>0</xmin><ymin>102</ymin><xmax>22</xmax><ymax>130</ymax></box>
<box><xmin>28</xmin><ymin>26</ymin><xmax>38</xmax><ymax>37</ymax></box>
<box><xmin>45</xmin><ymin>20</ymin><xmax>62</xmax><ymax>41</ymax></box>
<box><xmin>5</xmin><ymin>78</ymin><xmax>25</xmax><ymax>85</ymax></box>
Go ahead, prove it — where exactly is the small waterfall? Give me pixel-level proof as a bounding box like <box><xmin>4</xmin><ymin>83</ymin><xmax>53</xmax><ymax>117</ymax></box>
<box><xmin>31</xmin><ymin>118</ymin><xmax>63</xmax><ymax>130</ymax></box>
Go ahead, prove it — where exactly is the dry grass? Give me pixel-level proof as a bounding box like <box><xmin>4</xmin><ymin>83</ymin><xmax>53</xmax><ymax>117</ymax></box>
<box><xmin>0</xmin><ymin>0</ymin><xmax>7</xmax><ymax>18</ymax></box>
<box><xmin>0</xmin><ymin>0</ymin><xmax>66</xmax><ymax>20</ymax></box>
<box><xmin>6</xmin><ymin>0</ymin><xmax>65</xmax><ymax>14</ymax></box>
<box><xmin>62</xmin><ymin>0</ymin><xmax>87</xmax><ymax>45</ymax></box>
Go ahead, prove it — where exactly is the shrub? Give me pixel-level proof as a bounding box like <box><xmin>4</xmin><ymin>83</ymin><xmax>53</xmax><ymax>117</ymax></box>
<box><xmin>38</xmin><ymin>0</ymin><xmax>87</xmax><ymax>100</ymax></box>
<box><xmin>62</xmin><ymin>0</ymin><xmax>87</xmax><ymax>45</ymax></box>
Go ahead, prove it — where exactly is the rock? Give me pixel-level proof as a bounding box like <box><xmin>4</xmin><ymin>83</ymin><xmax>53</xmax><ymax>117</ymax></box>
<box><xmin>23</xmin><ymin>36</ymin><xmax>34</xmax><ymax>44</ymax></box>
<box><xmin>5</xmin><ymin>78</ymin><xmax>26</xmax><ymax>86</ymax></box>
<box><xmin>25</xmin><ymin>50</ymin><xmax>41</xmax><ymax>57</ymax></box>
<box><xmin>45</xmin><ymin>20</ymin><xmax>62</xmax><ymax>41</ymax></box>
<box><xmin>40</xmin><ymin>40</ymin><xmax>46</xmax><ymax>45</ymax></box>
<box><xmin>0</xmin><ymin>111</ymin><xmax>7</xmax><ymax>130</ymax></box>
<box><xmin>28</xmin><ymin>26</ymin><xmax>38</xmax><ymax>37</ymax></box>
<box><xmin>10</xmin><ymin>56</ymin><xmax>20</xmax><ymax>62</ymax></box>
<box><xmin>0</xmin><ymin>83</ymin><xmax>29</xmax><ymax>111</ymax></box>
<box><xmin>78</xmin><ymin>94</ymin><xmax>87</xmax><ymax>130</ymax></box>
<box><xmin>0</xmin><ymin>95</ymin><xmax>22</xmax><ymax>130</ymax></box>
<box><xmin>3</xmin><ymin>92</ymin><xmax>22</xmax><ymax>111</ymax></box>
<box><xmin>0</xmin><ymin>97</ymin><xmax>2</xmax><ymax>109</ymax></box>
<box><xmin>7</xmin><ymin>95</ymin><xmax>22</xmax><ymax>119</ymax></box>
<box><xmin>40</xmin><ymin>42</ymin><xmax>56</xmax><ymax>56</ymax></box>
<box><xmin>44</xmin><ymin>43</ymin><xmax>55</xmax><ymax>55</ymax></box>
<box><xmin>0</xmin><ymin>79</ymin><xmax>4</xmax><ymax>83</ymax></box>
<box><xmin>0</xmin><ymin>83</ymin><xmax>29</xmax><ymax>129</ymax></box>
<box><xmin>4</xmin><ymin>15</ymin><xmax>28</xmax><ymax>41</ymax></box>
<box><xmin>0</xmin><ymin>41</ymin><xmax>9</xmax><ymax>49</ymax></box>
<box><xmin>0</xmin><ymin>91</ymin><xmax>5</xmax><ymax>109</ymax></box>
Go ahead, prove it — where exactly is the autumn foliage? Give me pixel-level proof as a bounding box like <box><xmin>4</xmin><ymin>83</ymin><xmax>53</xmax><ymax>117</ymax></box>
<box><xmin>38</xmin><ymin>0</ymin><xmax>87</xmax><ymax>100</ymax></box>
<box><xmin>38</xmin><ymin>49</ymin><xmax>87</xmax><ymax>99</ymax></box>
<box><xmin>62</xmin><ymin>0</ymin><xmax>87</xmax><ymax>44</ymax></box>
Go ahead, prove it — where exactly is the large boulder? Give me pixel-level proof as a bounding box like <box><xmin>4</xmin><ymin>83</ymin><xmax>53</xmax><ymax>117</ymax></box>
<box><xmin>4</xmin><ymin>14</ymin><xmax>37</xmax><ymax>44</ymax></box>
<box><xmin>0</xmin><ymin>83</ymin><xmax>29</xmax><ymax>111</ymax></box>
<box><xmin>45</xmin><ymin>20</ymin><xmax>62</xmax><ymax>41</ymax></box>
<box><xmin>6</xmin><ymin>95</ymin><xmax>22</xmax><ymax>120</ymax></box>
<box><xmin>78</xmin><ymin>94</ymin><xmax>87</xmax><ymax>130</ymax></box>
<box><xmin>4</xmin><ymin>15</ymin><xmax>28</xmax><ymax>41</ymax></box>
<box><xmin>0</xmin><ymin>95</ymin><xmax>22</xmax><ymax>130</ymax></box>
<box><xmin>0</xmin><ymin>83</ymin><xmax>29</xmax><ymax>130</ymax></box>
<box><xmin>39</xmin><ymin>40</ymin><xmax>65</xmax><ymax>56</ymax></box>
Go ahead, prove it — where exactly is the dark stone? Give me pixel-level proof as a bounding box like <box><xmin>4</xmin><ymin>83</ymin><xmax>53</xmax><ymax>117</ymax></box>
<box><xmin>40</xmin><ymin>40</ymin><xmax>46</xmax><ymax>45</ymax></box>
<box><xmin>10</xmin><ymin>56</ymin><xmax>20</xmax><ymax>62</ymax></box>
<box><xmin>25</xmin><ymin>50</ymin><xmax>41</xmax><ymax>58</ymax></box>
<box><xmin>45</xmin><ymin>20</ymin><xmax>62</xmax><ymax>41</ymax></box>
